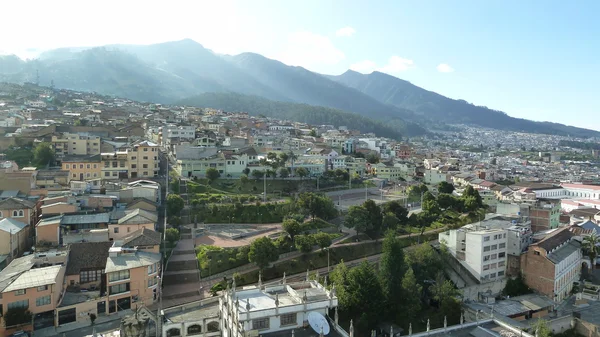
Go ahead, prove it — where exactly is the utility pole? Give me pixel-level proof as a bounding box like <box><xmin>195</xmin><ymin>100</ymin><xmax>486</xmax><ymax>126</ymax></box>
<box><xmin>263</xmin><ymin>171</ymin><xmax>267</xmax><ymax>202</ymax></box>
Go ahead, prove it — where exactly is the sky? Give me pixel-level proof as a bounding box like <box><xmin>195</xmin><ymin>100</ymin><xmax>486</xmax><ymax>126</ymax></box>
<box><xmin>2</xmin><ymin>0</ymin><xmax>600</xmax><ymax>130</ymax></box>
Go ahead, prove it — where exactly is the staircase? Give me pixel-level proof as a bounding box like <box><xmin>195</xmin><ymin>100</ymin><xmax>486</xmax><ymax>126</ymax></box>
<box><xmin>162</xmin><ymin>239</ymin><xmax>202</xmax><ymax>301</ymax></box>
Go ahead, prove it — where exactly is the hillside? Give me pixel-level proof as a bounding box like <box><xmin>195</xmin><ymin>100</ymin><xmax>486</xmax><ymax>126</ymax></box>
<box><xmin>330</xmin><ymin>70</ymin><xmax>600</xmax><ymax>137</ymax></box>
<box><xmin>177</xmin><ymin>92</ymin><xmax>407</xmax><ymax>139</ymax></box>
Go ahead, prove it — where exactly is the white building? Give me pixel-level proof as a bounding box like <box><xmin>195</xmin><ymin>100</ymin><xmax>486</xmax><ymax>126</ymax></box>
<box><xmin>424</xmin><ymin>169</ymin><xmax>448</xmax><ymax>185</ymax></box>
<box><xmin>465</xmin><ymin>228</ymin><xmax>507</xmax><ymax>282</ymax></box>
<box><xmin>162</xmin><ymin>277</ymin><xmax>338</xmax><ymax>337</ymax></box>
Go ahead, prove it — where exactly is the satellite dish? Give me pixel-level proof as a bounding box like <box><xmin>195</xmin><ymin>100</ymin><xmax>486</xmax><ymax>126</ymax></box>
<box><xmin>308</xmin><ymin>312</ymin><xmax>330</xmax><ymax>335</ymax></box>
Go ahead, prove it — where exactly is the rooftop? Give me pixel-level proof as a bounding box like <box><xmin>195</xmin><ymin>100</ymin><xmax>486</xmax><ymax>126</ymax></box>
<box><xmin>534</xmin><ymin>227</ymin><xmax>574</xmax><ymax>253</ymax></box>
<box><xmin>0</xmin><ymin>197</ymin><xmax>35</xmax><ymax>210</ymax></box>
<box><xmin>65</xmin><ymin>242</ymin><xmax>113</xmax><ymax>275</ymax></box>
<box><xmin>0</xmin><ymin>255</ymin><xmax>35</xmax><ymax>292</ymax></box>
<box><xmin>122</xmin><ymin>227</ymin><xmax>161</xmax><ymax>247</ymax></box>
<box><xmin>59</xmin><ymin>290</ymin><xmax>101</xmax><ymax>307</ymax></box>
<box><xmin>0</xmin><ymin>217</ymin><xmax>28</xmax><ymax>233</ymax></box>
<box><xmin>547</xmin><ymin>241</ymin><xmax>581</xmax><ymax>264</ymax></box>
<box><xmin>62</xmin><ymin>154</ymin><xmax>101</xmax><ymax>163</ymax></box>
<box><xmin>118</xmin><ymin>208</ymin><xmax>157</xmax><ymax>225</ymax></box>
<box><xmin>105</xmin><ymin>250</ymin><xmax>161</xmax><ymax>273</ymax></box>
<box><xmin>4</xmin><ymin>265</ymin><xmax>62</xmax><ymax>292</ymax></box>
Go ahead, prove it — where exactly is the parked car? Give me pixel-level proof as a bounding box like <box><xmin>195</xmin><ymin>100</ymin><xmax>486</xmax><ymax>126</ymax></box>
<box><xmin>11</xmin><ymin>331</ymin><xmax>30</xmax><ymax>337</ymax></box>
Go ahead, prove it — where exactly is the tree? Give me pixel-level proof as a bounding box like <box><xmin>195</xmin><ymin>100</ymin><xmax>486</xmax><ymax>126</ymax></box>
<box><xmin>309</xmin><ymin>129</ymin><xmax>317</xmax><ymax>137</ymax></box>
<box><xmin>431</xmin><ymin>273</ymin><xmax>462</xmax><ymax>324</ymax></box>
<box><xmin>278</xmin><ymin>167</ymin><xmax>290</xmax><ymax>178</ymax></box>
<box><xmin>296</xmin><ymin>167</ymin><xmax>309</xmax><ymax>179</ymax></box>
<box><xmin>422</xmin><ymin>199</ymin><xmax>441</xmax><ymax>216</ymax></box>
<box><xmin>379</xmin><ymin>231</ymin><xmax>407</xmax><ymax>318</ymax></box>
<box><xmin>282</xmin><ymin>219</ymin><xmax>302</xmax><ymax>241</ymax></box>
<box><xmin>240</xmin><ymin>174</ymin><xmax>249</xmax><ymax>185</ymax></box>
<box><xmin>288</xmin><ymin>151</ymin><xmax>299</xmax><ymax>176</ymax></box>
<box><xmin>342</xmin><ymin>262</ymin><xmax>384</xmax><ymax>328</ymax></box>
<box><xmin>438</xmin><ymin>181</ymin><xmax>455</xmax><ymax>194</ymax></box>
<box><xmin>463</xmin><ymin>196</ymin><xmax>479</xmax><ymax>212</ymax></box>
<box><xmin>382</xmin><ymin>201</ymin><xmax>409</xmax><ymax>224</ymax></box>
<box><xmin>401</xmin><ymin>268</ymin><xmax>422</xmax><ymax>324</ymax></box>
<box><xmin>205</xmin><ymin>168</ymin><xmax>220</xmax><ymax>183</ymax></box>
<box><xmin>314</xmin><ymin>232</ymin><xmax>332</xmax><ymax>250</ymax></box>
<box><xmin>278</xmin><ymin>152</ymin><xmax>289</xmax><ymax>167</ymax></box>
<box><xmin>382</xmin><ymin>212</ymin><xmax>399</xmax><ymax>232</ymax></box>
<box><xmin>344</xmin><ymin>205</ymin><xmax>371</xmax><ymax>234</ymax></box>
<box><xmin>361</xmin><ymin>199</ymin><xmax>383</xmax><ymax>237</ymax></box>
<box><xmin>503</xmin><ymin>273</ymin><xmax>532</xmax><ymax>297</ymax></box>
<box><xmin>33</xmin><ymin>142</ymin><xmax>55</xmax><ymax>167</ymax></box>
<box><xmin>165</xmin><ymin>228</ymin><xmax>180</xmax><ymax>244</ymax></box>
<box><xmin>583</xmin><ymin>232</ymin><xmax>600</xmax><ymax>270</ymax></box>
<box><xmin>294</xmin><ymin>235</ymin><xmax>314</xmax><ymax>253</ymax></box>
<box><xmin>243</xmin><ymin>167</ymin><xmax>251</xmax><ymax>175</ymax></box>
<box><xmin>248</xmin><ymin>237</ymin><xmax>279</xmax><ymax>269</ymax></box>
<box><xmin>405</xmin><ymin>243</ymin><xmax>443</xmax><ymax>282</ymax></box>
<box><xmin>530</xmin><ymin>319</ymin><xmax>552</xmax><ymax>337</ymax></box>
<box><xmin>266</xmin><ymin>169</ymin><xmax>277</xmax><ymax>179</ymax></box>
<box><xmin>366</xmin><ymin>153</ymin><xmax>379</xmax><ymax>164</ymax></box>
<box><xmin>463</xmin><ymin>185</ymin><xmax>483</xmax><ymax>207</ymax></box>
<box><xmin>90</xmin><ymin>313</ymin><xmax>97</xmax><ymax>325</ymax></box>
<box><xmin>437</xmin><ymin>193</ymin><xmax>457</xmax><ymax>210</ymax></box>
<box><xmin>166</xmin><ymin>194</ymin><xmax>185</xmax><ymax>216</ymax></box>
<box><xmin>252</xmin><ymin>170</ymin><xmax>265</xmax><ymax>180</ymax></box>
<box><xmin>297</xmin><ymin>192</ymin><xmax>337</xmax><ymax>220</ymax></box>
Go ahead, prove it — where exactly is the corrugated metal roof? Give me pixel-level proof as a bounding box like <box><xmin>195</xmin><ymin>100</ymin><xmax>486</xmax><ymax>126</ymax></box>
<box><xmin>4</xmin><ymin>265</ymin><xmax>62</xmax><ymax>292</ymax></box>
<box><xmin>0</xmin><ymin>218</ymin><xmax>28</xmax><ymax>233</ymax></box>
<box><xmin>105</xmin><ymin>251</ymin><xmax>160</xmax><ymax>273</ymax></box>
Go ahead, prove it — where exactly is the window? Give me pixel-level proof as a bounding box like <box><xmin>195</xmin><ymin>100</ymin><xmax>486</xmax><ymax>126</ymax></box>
<box><xmin>131</xmin><ymin>156</ymin><xmax>136</xmax><ymax>160</ymax></box>
<box><xmin>280</xmin><ymin>313</ymin><xmax>297</xmax><ymax>326</ymax></box>
<box><xmin>499</xmin><ymin>252</ymin><xmax>506</xmax><ymax>258</ymax></box>
<box><xmin>490</xmin><ymin>263</ymin><xmax>497</xmax><ymax>269</ymax></box>
<box><xmin>105</xmin><ymin>172</ymin><xmax>110</xmax><ymax>177</ymax></box>
<box><xmin>148</xmin><ymin>263</ymin><xmax>157</xmax><ymax>275</ymax></box>
<box><xmin>65</xmin><ymin>164</ymin><xmax>70</xmax><ymax>169</ymax></box>
<box><xmin>87</xmin><ymin>164</ymin><xmax>91</xmax><ymax>169</ymax></box>
<box><xmin>8</xmin><ymin>300</ymin><xmax>28</xmax><ymax>310</ymax></box>
<box><xmin>37</xmin><ymin>285</ymin><xmax>48</xmax><ymax>292</ymax></box>
<box><xmin>493</xmin><ymin>235</ymin><xmax>498</xmax><ymax>240</ymax></box>
<box><xmin>127</xmin><ymin>227</ymin><xmax>131</xmax><ymax>233</ymax></box>
<box><xmin>143</xmin><ymin>148</ymin><xmax>148</xmax><ymax>152</ymax></box>
<box><xmin>143</xmin><ymin>172</ymin><xmax>148</xmax><ymax>176</ymax></box>
<box><xmin>109</xmin><ymin>282</ymin><xmax>130</xmax><ymax>294</ymax></box>
<box><xmin>93</xmin><ymin>164</ymin><xmax>97</xmax><ymax>169</ymax></box>
<box><xmin>484</xmin><ymin>255</ymin><xmax>490</xmax><ymax>262</ymax></box>
<box><xmin>109</xmin><ymin>270</ymin><xmax>130</xmax><ymax>282</ymax></box>
<box><xmin>483</xmin><ymin>264</ymin><xmax>490</xmax><ymax>271</ymax></box>
<box><xmin>36</xmin><ymin>295</ymin><xmax>51</xmax><ymax>306</ymax></box>
<box><xmin>491</xmin><ymin>244</ymin><xmax>497</xmax><ymax>250</ymax></box>
<box><xmin>483</xmin><ymin>246</ymin><xmax>490</xmax><ymax>252</ymax></box>
<box><xmin>503</xmin><ymin>233</ymin><xmax>506</xmax><ymax>238</ymax></box>
<box><xmin>86</xmin><ymin>173</ymin><xmax>91</xmax><ymax>178</ymax></box>
<box><xmin>143</xmin><ymin>156</ymin><xmax>148</xmax><ymax>160</ymax></box>
<box><xmin>483</xmin><ymin>236</ymin><xmax>490</xmax><ymax>242</ymax></box>
<box><xmin>93</xmin><ymin>173</ymin><xmax>97</xmax><ymax>178</ymax></box>
<box><xmin>498</xmin><ymin>261</ymin><xmax>506</xmax><ymax>267</ymax></box>
<box><xmin>143</xmin><ymin>164</ymin><xmax>148</xmax><ymax>169</ymax></box>
<box><xmin>491</xmin><ymin>253</ymin><xmax>497</xmax><ymax>260</ymax></box>
<box><xmin>114</xmin><ymin>227</ymin><xmax>119</xmax><ymax>234</ymax></box>
<box><xmin>499</xmin><ymin>243</ymin><xmax>506</xmax><ymax>249</ymax></box>
<box><xmin>534</xmin><ymin>251</ymin><xmax>540</xmax><ymax>256</ymax></box>
<box><xmin>131</xmin><ymin>164</ymin><xmax>137</xmax><ymax>169</ymax></box>
<box><xmin>112</xmin><ymin>172</ymin><xmax>118</xmax><ymax>176</ymax></box>
<box><xmin>73</xmin><ymin>173</ymin><xmax>76</xmax><ymax>178</ymax></box>
<box><xmin>252</xmin><ymin>318</ymin><xmax>270</xmax><ymax>330</ymax></box>
<box><xmin>80</xmin><ymin>164</ymin><xmax>84</xmax><ymax>169</ymax></box>
<box><xmin>489</xmin><ymin>273</ymin><xmax>496</xmax><ymax>278</ymax></box>
<box><xmin>148</xmin><ymin>277</ymin><xmax>158</xmax><ymax>287</ymax></box>
<box><xmin>80</xmin><ymin>270</ymin><xmax>102</xmax><ymax>283</ymax></box>
<box><xmin>14</xmin><ymin>289</ymin><xmax>26</xmax><ymax>296</ymax></box>
<box><xmin>497</xmin><ymin>271</ymin><xmax>505</xmax><ymax>277</ymax></box>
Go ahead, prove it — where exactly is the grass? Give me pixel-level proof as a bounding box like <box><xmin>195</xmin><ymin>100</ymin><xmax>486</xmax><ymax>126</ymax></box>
<box><xmin>338</xmin><ymin>233</ymin><xmax>372</xmax><ymax>244</ymax></box>
<box><xmin>197</xmin><ymin>245</ymin><xmax>250</xmax><ymax>278</ymax></box>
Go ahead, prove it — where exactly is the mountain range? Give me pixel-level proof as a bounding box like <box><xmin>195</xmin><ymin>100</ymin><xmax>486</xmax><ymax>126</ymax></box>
<box><xmin>1</xmin><ymin>38</ymin><xmax>597</xmax><ymax>138</ymax></box>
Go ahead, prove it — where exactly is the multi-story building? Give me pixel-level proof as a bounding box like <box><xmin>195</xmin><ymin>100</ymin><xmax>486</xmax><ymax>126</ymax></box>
<box><xmin>0</xmin><ymin>218</ymin><xmax>29</xmax><ymax>268</ymax></box>
<box><xmin>440</xmin><ymin>219</ymin><xmax>509</xmax><ymax>282</ymax></box>
<box><xmin>0</xmin><ymin>197</ymin><xmax>37</xmax><ymax>227</ymax></box>
<box><xmin>520</xmin><ymin>227</ymin><xmax>582</xmax><ymax>302</ymax></box>
<box><xmin>62</xmin><ymin>154</ymin><xmax>102</xmax><ymax>181</ymax></box>
<box><xmin>424</xmin><ymin>169</ymin><xmax>448</xmax><ymax>185</ymax></box>
<box><xmin>0</xmin><ymin>256</ymin><xmax>65</xmax><ymax>334</ymax></box>
<box><xmin>52</xmin><ymin>133</ymin><xmax>101</xmax><ymax>160</ymax></box>
<box><xmin>101</xmin><ymin>140</ymin><xmax>160</xmax><ymax>180</ymax></box>
<box><xmin>529</xmin><ymin>200</ymin><xmax>561</xmax><ymax>232</ymax></box>
<box><xmin>162</xmin><ymin>277</ymin><xmax>338</xmax><ymax>337</ymax></box>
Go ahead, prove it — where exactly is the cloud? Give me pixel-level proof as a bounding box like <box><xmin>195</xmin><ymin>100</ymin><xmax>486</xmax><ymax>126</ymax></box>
<box><xmin>379</xmin><ymin>56</ymin><xmax>415</xmax><ymax>73</ymax></box>
<box><xmin>437</xmin><ymin>63</ymin><xmax>454</xmax><ymax>73</ymax></box>
<box><xmin>276</xmin><ymin>31</ymin><xmax>345</xmax><ymax>70</ymax></box>
<box><xmin>336</xmin><ymin>26</ymin><xmax>356</xmax><ymax>37</ymax></box>
<box><xmin>350</xmin><ymin>60</ymin><xmax>377</xmax><ymax>73</ymax></box>
<box><xmin>349</xmin><ymin>56</ymin><xmax>415</xmax><ymax>75</ymax></box>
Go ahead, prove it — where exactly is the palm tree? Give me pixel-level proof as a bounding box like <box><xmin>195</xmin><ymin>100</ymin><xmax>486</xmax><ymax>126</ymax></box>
<box><xmin>288</xmin><ymin>151</ymin><xmax>299</xmax><ymax>177</ymax></box>
<box><xmin>583</xmin><ymin>232</ymin><xmax>600</xmax><ymax>270</ymax></box>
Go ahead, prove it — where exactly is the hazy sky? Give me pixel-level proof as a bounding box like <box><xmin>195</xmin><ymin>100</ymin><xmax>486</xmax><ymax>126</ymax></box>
<box><xmin>2</xmin><ymin>0</ymin><xmax>599</xmax><ymax>130</ymax></box>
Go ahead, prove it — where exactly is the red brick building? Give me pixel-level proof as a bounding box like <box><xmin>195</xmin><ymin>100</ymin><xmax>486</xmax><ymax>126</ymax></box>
<box><xmin>520</xmin><ymin>227</ymin><xmax>582</xmax><ymax>302</ymax></box>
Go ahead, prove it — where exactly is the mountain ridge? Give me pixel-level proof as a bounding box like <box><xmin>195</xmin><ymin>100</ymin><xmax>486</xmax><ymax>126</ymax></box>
<box><xmin>0</xmin><ymin>39</ymin><xmax>597</xmax><ymax>137</ymax></box>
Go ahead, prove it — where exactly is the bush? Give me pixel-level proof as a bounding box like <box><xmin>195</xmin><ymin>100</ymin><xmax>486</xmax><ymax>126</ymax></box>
<box><xmin>196</xmin><ymin>245</ymin><xmax>250</xmax><ymax>277</ymax></box>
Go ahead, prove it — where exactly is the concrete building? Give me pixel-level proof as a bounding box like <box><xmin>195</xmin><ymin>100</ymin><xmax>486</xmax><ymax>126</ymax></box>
<box><xmin>162</xmin><ymin>276</ymin><xmax>338</xmax><ymax>337</ymax></box>
<box><xmin>52</xmin><ymin>133</ymin><xmax>101</xmax><ymax>159</ymax></box>
<box><xmin>62</xmin><ymin>154</ymin><xmax>102</xmax><ymax>181</ymax></box>
<box><xmin>520</xmin><ymin>227</ymin><xmax>582</xmax><ymax>302</ymax></box>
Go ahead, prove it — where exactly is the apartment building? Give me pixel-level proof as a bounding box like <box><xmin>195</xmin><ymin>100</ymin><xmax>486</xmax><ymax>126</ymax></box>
<box><xmin>62</xmin><ymin>154</ymin><xmax>102</xmax><ymax>181</ymax></box>
<box><xmin>0</xmin><ymin>197</ymin><xmax>37</xmax><ymax>227</ymax></box>
<box><xmin>0</xmin><ymin>256</ymin><xmax>65</xmax><ymax>334</ymax></box>
<box><xmin>440</xmin><ymin>220</ymin><xmax>509</xmax><ymax>282</ymax></box>
<box><xmin>0</xmin><ymin>218</ymin><xmax>29</xmax><ymax>266</ymax></box>
<box><xmin>105</xmin><ymin>245</ymin><xmax>161</xmax><ymax>313</ymax></box>
<box><xmin>101</xmin><ymin>140</ymin><xmax>160</xmax><ymax>180</ymax></box>
<box><xmin>521</xmin><ymin>227</ymin><xmax>582</xmax><ymax>302</ymax></box>
<box><xmin>52</xmin><ymin>133</ymin><xmax>101</xmax><ymax>159</ymax></box>
<box><xmin>530</xmin><ymin>200</ymin><xmax>561</xmax><ymax>232</ymax></box>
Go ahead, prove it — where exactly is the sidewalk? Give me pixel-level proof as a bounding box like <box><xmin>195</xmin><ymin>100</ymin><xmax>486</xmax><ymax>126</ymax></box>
<box><xmin>32</xmin><ymin>309</ymin><xmax>131</xmax><ymax>337</ymax></box>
